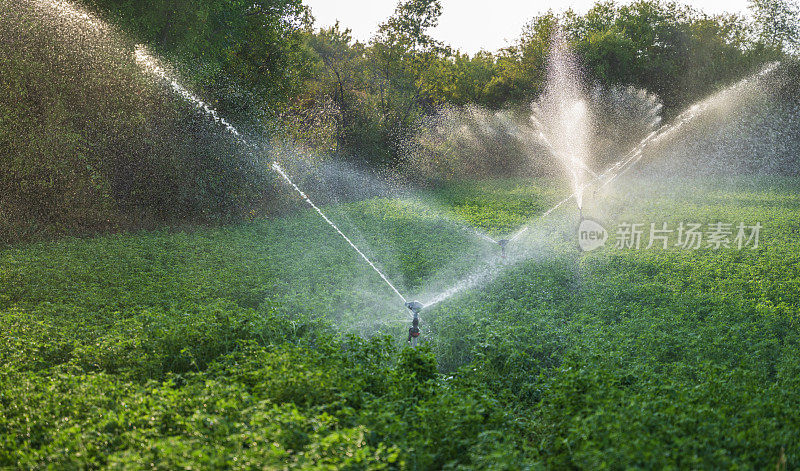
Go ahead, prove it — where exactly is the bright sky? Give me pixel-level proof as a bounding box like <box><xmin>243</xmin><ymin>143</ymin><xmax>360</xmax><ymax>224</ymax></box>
<box><xmin>304</xmin><ymin>0</ymin><xmax>753</xmax><ymax>54</ymax></box>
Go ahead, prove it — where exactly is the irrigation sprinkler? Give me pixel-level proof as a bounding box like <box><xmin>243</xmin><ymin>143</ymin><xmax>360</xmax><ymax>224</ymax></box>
<box><xmin>405</xmin><ymin>301</ymin><xmax>423</xmax><ymax>348</ymax></box>
<box><xmin>406</xmin><ymin>301</ymin><xmax>423</xmax><ymax>317</ymax></box>
<box><xmin>497</xmin><ymin>239</ymin><xmax>509</xmax><ymax>258</ymax></box>
<box><xmin>495</xmin><ymin>226</ymin><xmax>529</xmax><ymax>258</ymax></box>
<box><xmin>474</xmin><ymin>232</ymin><xmax>510</xmax><ymax>258</ymax></box>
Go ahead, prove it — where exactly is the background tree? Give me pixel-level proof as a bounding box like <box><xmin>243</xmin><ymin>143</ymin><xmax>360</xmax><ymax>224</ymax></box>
<box><xmin>365</xmin><ymin>0</ymin><xmax>448</xmax><ymax>165</ymax></box>
<box><xmin>85</xmin><ymin>0</ymin><xmax>313</xmax><ymax>128</ymax></box>
<box><xmin>2</xmin><ymin>0</ymin><xmax>796</xmax><ymax>242</ymax></box>
<box><xmin>749</xmin><ymin>0</ymin><xmax>800</xmax><ymax>52</ymax></box>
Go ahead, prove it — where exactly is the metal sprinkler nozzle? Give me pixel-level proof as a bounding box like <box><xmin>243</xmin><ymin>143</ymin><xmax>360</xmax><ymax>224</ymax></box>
<box><xmin>405</xmin><ymin>301</ymin><xmax>423</xmax><ymax>348</ymax></box>
<box><xmin>405</xmin><ymin>301</ymin><xmax>423</xmax><ymax>317</ymax></box>
<box><xmin>498</xmin><ymin>239</ymin><xmax>510</xmax><ymax>258</ymax></box>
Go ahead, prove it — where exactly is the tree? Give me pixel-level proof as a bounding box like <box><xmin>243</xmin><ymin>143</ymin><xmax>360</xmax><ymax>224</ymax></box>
<box><xmin>364</xmin><ymin>0</ymin><xmax>448</xmax><ymax>165</ymax></box>
<box><xmin>86</xmin><ymin>0</ymin><xmax>313</xmax><ymax>126</ymax></box>
<box><xmin>749</xmin><ymin>0</ymin><xmax>800</xmax><ymax>52</ymax></box>
<box><xmin>306</xmin><ymin>23</ymin><xmax>363</xmax><ymax>154</ymax></box>
<box><xmin>377</xmin><ymin>0</ymin><xmax>443</xmax><ymax>53</ymax></box>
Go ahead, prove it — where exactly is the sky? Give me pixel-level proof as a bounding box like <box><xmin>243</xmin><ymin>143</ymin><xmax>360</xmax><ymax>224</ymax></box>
<box><xmin>304</xmin><ymin>0</ymin><xmax>753</xmax><ymax>54</ymax></box>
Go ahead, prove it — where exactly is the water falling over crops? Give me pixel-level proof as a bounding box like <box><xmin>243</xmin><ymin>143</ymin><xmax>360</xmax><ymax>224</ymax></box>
<box><xmin>530</xmin><ymin>29</ymin><xmax>594</xmax><ymax>210</ymax></box>
<box><xmin>133</xmin><ymin>45</ymin><xmax>409</xmax><ymax>305</ymax></box>
<box><xmin>419</xmin><ymin>61</ymin><xmax>782</xmax><ymax>310</ymax></box>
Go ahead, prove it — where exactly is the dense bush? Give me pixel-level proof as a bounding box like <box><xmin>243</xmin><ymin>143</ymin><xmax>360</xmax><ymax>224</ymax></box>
<box><xmin>3</xmin><ymin>0</ymin><xmax>797</xmax><ymax>242</ymax></box>
<box><xmin>0</xmin><ymin>0</ymin><xmax>278</xmax><ymax>244</ymax></box>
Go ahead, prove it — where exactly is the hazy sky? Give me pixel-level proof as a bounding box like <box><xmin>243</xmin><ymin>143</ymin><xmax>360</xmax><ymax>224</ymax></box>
<box><xmin>304</xmin><ymin>0</ymin><xmax>752</xmax><ymax>54</ymax></box>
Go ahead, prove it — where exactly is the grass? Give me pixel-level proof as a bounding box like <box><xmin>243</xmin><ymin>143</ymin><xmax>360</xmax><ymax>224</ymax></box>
<box><xmin>1</xmin><ymin>175</ymin><xmax>799</xmax><ymax>469</ymax></box>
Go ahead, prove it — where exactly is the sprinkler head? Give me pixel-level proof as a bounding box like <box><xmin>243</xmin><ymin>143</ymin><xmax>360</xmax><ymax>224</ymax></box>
<box><xmin>407</xmin><ymin>303</ymin><xmax>422</xmax><ymax>348</ymax></box>
<box><xmin>405</xmin><ymin>301</ymin><xmax>423</xmax><ymax>317</ymax></box>
<box><xmin>498</xmin><ymin>239</ymin><xmax>510</xmax><ymax>257</ymax></box>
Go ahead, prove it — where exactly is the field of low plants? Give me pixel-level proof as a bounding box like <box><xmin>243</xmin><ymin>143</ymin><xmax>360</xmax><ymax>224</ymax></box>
<box><xmin>1</xmin><ymin>176</ymin><xmax>799</xmax><ymax>469</ymax></box>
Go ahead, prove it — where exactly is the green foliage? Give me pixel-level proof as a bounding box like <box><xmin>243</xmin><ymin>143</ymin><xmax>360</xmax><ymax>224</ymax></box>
<box><xmin>298</xmin><ymin>0</ymin><xmax>792</xmax><ymax>172</ymax></box>
<box><xmin>3</xmin><ymin>0</ymin><xmax>796</xmax><ymax>242</ymax></box>
<box><xmin>85</xmin><ymin>0</ymin><xmax>312</xmax><ymax>122</ymax></box>
<box><xmin>0</xmin><ymin>1</ymin><xmax>282</xmax><ymax>244</ymax></box>
<box><xmin>555</xmin><ymin>1</ymin><xmax>776</xmax><ymax>110</ymax></box>
<box><xmin>3</xmin><ymin>0</ymin><xmax>800</xmax><ymax>465</ymax></box>
<box><xmin>750</xmin><ymin>0</ymin><xmax>800</xmax><ymax>52</ymax></box>
<box><xmin>2</xmin><ymin>176</ymin><xmax>799</xmax><ymax>468</ymax></box>
<box><xmin>426</xmin><ymin>179</ymin><xmax>561</xmax><ymax>235</ymax></box>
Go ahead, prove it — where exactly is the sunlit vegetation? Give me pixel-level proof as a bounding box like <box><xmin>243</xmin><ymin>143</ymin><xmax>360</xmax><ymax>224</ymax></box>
<box><xmin>2</xmin><ymin>0</ymin><xmax>800</xmax><ymax>468</ymax></box>
<box><xmin>2</xmin><ymin>177</ymin><xmax>799</xmax><ymax>468</ymax></box>
<box><xmin>2</xmin><ymin>0</ymin><xmax>799</xmax><ymax>243</ymax></box>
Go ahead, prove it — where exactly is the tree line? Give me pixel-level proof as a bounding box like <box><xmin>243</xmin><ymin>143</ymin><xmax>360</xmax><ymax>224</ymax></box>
<box><xmin>1</xmin><ymin>0</ymin><xmax>798</xmax><ymax>243</ymax></box>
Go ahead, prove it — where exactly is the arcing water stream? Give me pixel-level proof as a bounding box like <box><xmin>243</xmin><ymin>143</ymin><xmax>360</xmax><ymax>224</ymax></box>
<box><xmin>420</xmin><ymin>60</ymin><xmax>781</xmax><ymax>310</ymax></box>
<box><xmin>29</xmin><ymin>0</ymin><xmax>783</xmax><ymax>328</ymax></box>
<box><xmin>270</xmin><ymin>163</ymin><xmax>408</xmax><ymax>303</ymax></box>
<box><xmin>133</xmin><ymin>46</ymin><xmax>408</xmax><ymax>305</ymax></box>
<box><xmin>530</xmin><ymin>28</ymin><xmax>594</xmax><ymax>210</ymax></box>
<box><xmin>594</xmin><ymin>61</ymin><xmax>780</xmax><ymax>191</ymax></box>
<box><xmin>135</xmin><ymin>41</ymin><xmax>780</xmax><ymax>315</ymax></box>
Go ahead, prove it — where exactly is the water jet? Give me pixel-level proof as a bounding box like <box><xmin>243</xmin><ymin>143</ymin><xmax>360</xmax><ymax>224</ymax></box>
<box><xmin>420</xmin><ymin>61</ymin><xmax>778</xmax><ymax>308</ymax></box>
<box><xmin>134</xmin><ymin>46</ymin><xmax>410</xmax><ymax>306</ymax></box>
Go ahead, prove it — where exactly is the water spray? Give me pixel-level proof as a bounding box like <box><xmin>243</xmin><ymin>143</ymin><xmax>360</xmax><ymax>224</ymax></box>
<box><xmin>133</xmin><ymin>45</ymin><xmax>409</xmax><ymax>306</ymax></box>
<box><xmin>594</xmin><ymin>62</ymin><xmax>779</xmax><ymax>192</ymax></box>
<box><xmin>501</xmin><ymin>226</ymin><xmax>529</xmax><ymax>258</ymax></box>
<box><xmin>38</xmin><ymin>0</ymin><xmax>105</xmax><ymax>31</ymax></box>
<box><xmin>476</xmin><ymin>233</ymin><xmax>508</xmax><ymax>257</ymax></box>
<box><xmin>421</xmin><ymin>62</ymin><xmax>782</xmax><ymax>308</ymax></box>
<box><xmin>132</xmin><ymin>25</ymin><xmax>781</xmax><ymax>344</ymax></box>
<box><xmin>477</xmin><ymin>226</ymin><xmax>528</xmax><ymax>259</ymax></box>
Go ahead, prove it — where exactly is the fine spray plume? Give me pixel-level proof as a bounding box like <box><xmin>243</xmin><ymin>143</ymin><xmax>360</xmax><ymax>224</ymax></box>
<box><xmin>530</xmin><ymin>28</ymin><xmax>593</xmax><ymax>217</ymax></box>
<box><xmin>133</xmin><ymin>45</ymin><xmax>414</xmax><ymax>328</ymax></box>
<box><xmin>612</xmin><ymin>62</ymin><xmax>792</xmax><ymax>183</ymax></box>
<box><xmin>530</xmin><ymin>27</ymin><xmax>663</xmax><ymax>223</ymax></box>
<box><xmin>404</xmin><ymin>104</ymin><xmax>561</xmax><ymax>182</ymax></box>
<box><xmin>409</xmin><ymin>40</ymin><xmax>783</xmax><ymax>312</ymax></box>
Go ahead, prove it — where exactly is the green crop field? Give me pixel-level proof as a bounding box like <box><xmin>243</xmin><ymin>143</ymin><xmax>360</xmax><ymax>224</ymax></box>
<box><xmin>2</xmin><ymin>176</ymin><xmax>799</xmax><ymax>469</ymax></box>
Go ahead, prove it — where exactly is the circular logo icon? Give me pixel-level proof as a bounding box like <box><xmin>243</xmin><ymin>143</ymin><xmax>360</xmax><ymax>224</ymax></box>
<box><xmin>578</xmin><ymin>219</ymin><xmax>608</xmax><ymax>252</ymax></box>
